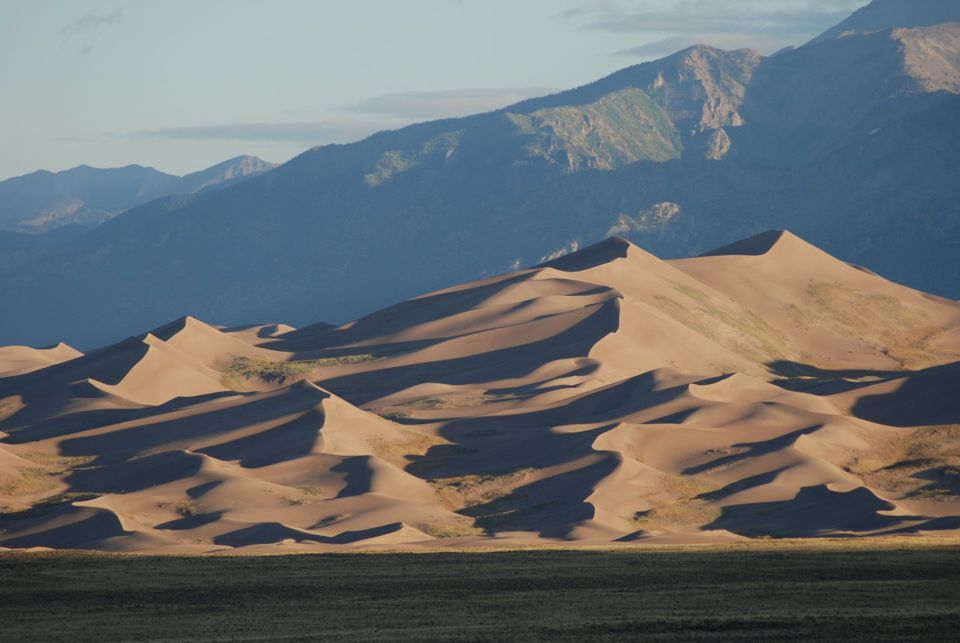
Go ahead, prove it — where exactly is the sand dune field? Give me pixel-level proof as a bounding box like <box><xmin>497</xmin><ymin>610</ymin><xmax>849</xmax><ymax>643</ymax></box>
<box><xmin>2</xmin><ymin>231</ymin><xmax>958</xmax><ymax>552</ymax></box>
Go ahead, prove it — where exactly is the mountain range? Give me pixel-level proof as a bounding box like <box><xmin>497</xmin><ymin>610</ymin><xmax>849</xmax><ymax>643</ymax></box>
<box><xmin>0</xmin><ymin>155</ymin><xmax>275</xmax><ymax>233</ymax></box>
<box><xmin>1</xmin><ymin>0</ymin><xmax>958</xmax><ymax>351</ymax></box>
<box><xmin>1</xmin><ymin>230</ymin><xmax>957</xmax><ymax>551</ymax></box>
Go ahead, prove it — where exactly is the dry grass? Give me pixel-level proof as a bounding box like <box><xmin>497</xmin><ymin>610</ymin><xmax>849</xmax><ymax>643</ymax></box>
<box><xmin>1</xmin><ymin>492</ymin><xmax>99</xmax><ymax>517</ymax></box>
<box><xmin>651</xmin><ymin>283</ymin><xmax>794</xmax><ymax>364</ymax></box>
<box><xmin>18</xmin><ymin>452</ymin><xmax>95</xmax><ymax>469</ymax></box>
<box><xmin>0</xmin><ymin>468</ymin><xmax>61</xmax><ymax>498</ymax></box>
<box><xmin>367</xmin><ymin>428</ymin><xmax>446</xmax><ymax>469</ymax></box>
<box><xmin>0</xmin><ymin>396</ymin><xmax>24</xmax><ymax>422</ymax></box>
<box><xmin>4</xmin><ymin>545</ymin><xmax>960</xmax><ymax>641</ymax></box>
<box><xmin>805</xmin><ymin>281</ymin><xmax>947</xmax><ymax>369</ymax></box>
<box><xmin>401</xmin><ymin>391</ymin><xmax>525</xmax><ymax>412</ymax></box>
<box><xmin>632</xmin><ymin>500</ymin><xmax>721</xmax><ymax>531</ymax></box>
<box><xmin>0</xmin><ymin>453</ymin><xmax>93</xmax><ymax>501</ymax></box>
<box><xmin>632</xmin><ymin>473</ymin><xmax>722</xmax><ymax>532</ymax></box>
<box><xmin>174</xmin><ymin>500</ymin><xmax>200</xmax><ymax>517</ymax></box>
<box><xmin>419</xmin><ymin>520</ymin><xmax>485</xmax><ymax>539</ymax></box>
<box><xmin>221</xmin><ymin>354</ymin><xmax>377</xmax><ymax>387</ymax></box>
<box><xmin>845</xmin><ymin>425</ymin><xmax>960</xmax><ymax>498</ymax></box>
<box><xmin>675</xmin><ymin>284</ymin><xmax>793</xmax><ymax>361</ymax></box>
<box><xmin>429</xmin><ymin>468</ymin><xmax>536</xmax><ymax>511</ymax></box>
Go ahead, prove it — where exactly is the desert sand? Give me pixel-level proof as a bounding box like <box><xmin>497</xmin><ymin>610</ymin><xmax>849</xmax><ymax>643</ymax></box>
<box><xmin>1</xmin><ymin>230</ymin><xmax>958</xmax><ymax>553</ymax></box>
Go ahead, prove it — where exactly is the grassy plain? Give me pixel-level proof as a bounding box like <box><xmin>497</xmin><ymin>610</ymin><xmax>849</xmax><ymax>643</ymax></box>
<box><xmin>1</xmin><ymin>539</ymin><xmax>959</xmax><ymax>641</ymax></box>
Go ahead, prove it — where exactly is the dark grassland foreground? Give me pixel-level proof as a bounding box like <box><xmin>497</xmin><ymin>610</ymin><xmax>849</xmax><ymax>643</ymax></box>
<box><xmin>2</xmin><ymin>543</ymin><xmax>960</xmax><ymax>641</ymax></box>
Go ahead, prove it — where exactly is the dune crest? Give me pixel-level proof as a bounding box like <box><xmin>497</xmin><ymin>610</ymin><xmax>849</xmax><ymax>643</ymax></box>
<box><xmin>0</xmin><ymin>343</ymin><xmax>82</xmax><ymax>378</ymax></box>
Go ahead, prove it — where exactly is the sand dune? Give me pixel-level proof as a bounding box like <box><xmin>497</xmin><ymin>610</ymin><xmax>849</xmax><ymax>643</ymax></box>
<box><xmin>1</xmin><ymin>230</ymin><xmax>958</xmax><ymax>552</ymax></box>
<box><xmin>0</xmin><ymin>343</ymin><xmax>81</xmax><ymax>378</ymax></box>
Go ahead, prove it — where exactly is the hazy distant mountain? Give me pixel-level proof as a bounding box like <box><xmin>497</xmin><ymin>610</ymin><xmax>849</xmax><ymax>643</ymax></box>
<box><xmin>1</xmin><ymin>0</ymin><xmax>958</xmax><ymax>349</ymax></box>
<box><xmin>173</xmin><ymin>155</ymin><xmax>278</xmax><ymax>195</ymax></box>
<box><xmin>0</xmin><ymin>155</ymin><xmax>275</xmax><ymax>233</ymax></box>
<box><xmin>806</xmin><ymin>0</ymin><xmax>960</xmax><ymax>46</ymax></box>
<box><xmin>0</xmin><ymin>164</ymin><xmax>177</xmax><ymax>231</ymax></box>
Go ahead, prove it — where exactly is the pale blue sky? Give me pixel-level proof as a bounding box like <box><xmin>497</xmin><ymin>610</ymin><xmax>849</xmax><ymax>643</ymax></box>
<box><xmin>0</xmin><ymin>0</ymin><xmax>866</xmax><ymax>179</ymax></box>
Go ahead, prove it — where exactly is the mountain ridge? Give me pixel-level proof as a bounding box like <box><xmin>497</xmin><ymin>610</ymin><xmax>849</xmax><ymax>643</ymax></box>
<box><xmin>0</xmin><ymin>155</ymin><xmax>276</xmax><ymax>233</ymax></box>
<box><xmin>806</xmin><ymin>0</ymin><xmax>960</xmax><ymax>46</ymax></box>
<box><xmin>0</xmin><ymin>0</ymin><xmax>957</xmax><ymax>349</ymax></box>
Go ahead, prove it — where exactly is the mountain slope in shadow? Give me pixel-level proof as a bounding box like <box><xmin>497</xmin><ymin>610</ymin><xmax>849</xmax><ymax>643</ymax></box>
<box><xmin>2</xmin><ymin>1</ymin><xmax>959</xmax><ymax>348</ymax></box>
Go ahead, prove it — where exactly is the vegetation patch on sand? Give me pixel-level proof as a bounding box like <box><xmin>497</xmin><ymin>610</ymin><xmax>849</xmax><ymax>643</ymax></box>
<box><xmin>419</xmin><ymin>520</ymin><xmax>485</xmax><ymax>539</ymax></box>
<box><xmin>0</xmin><ymin>468</ymin><xmax>61</xmax><ymax>499</ymax></box>
<box><xmin>652</xmin><ymin>283</ymin><xmax>794</xmax><ymax>364</ymax></box>
<box><xmin>18</xmin><ymin>453</ymin><xmax>95</xmax><ymax>469</ymax></box>
<box><xmin>398</xmin><ymin>393</ymin><xmax>529</xmax><ymax>411</ymax></box>
<box><xmin>0</xmin><ymin>454</ymin><xmax>95</xmax><ymax>506</ymax></box>
<box><xmin>368</xmin><ymin>428</ymin><xmax>447</xmax><ymax>470</ymax></box>
<box><xmin>0</xmin><ymin>492</ymin><xmax>99</xmax><ymax>518</ymax></box>
<box><xmin>805</xmin><ymin>281</ymin><xmax>947</xmax><ymax>369</ymax></box>
<box><xmin>632</xmin><ymin>473</ymin><xmax>723</xmax><ymax>532</ymax></box>
<box><xmin>845</xmin><ymin>425</ymin><xmax>960</xmax><ymax>498</ymax></box>
<box><xmin>221</xmin><ymin>354</ymin><xmax>377</xmax><ymax>386</ymax></box>
<box><xmin>677</xmin><ymin>284</ymin><xmax>793</xmax><ymax>360</ymax></box>
<box><xmin>429</xmin><ymin>468</ymin><xmax>536</xmax><ymax>511</ymax></box>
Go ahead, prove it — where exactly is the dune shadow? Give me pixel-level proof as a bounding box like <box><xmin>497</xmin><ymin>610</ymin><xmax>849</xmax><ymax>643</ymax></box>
<box><xmin>407</xmin><ymin>375</ymin><xmax>667</xmax><ymax>538</ymax></box>
<box><xmin>397</xmin><ymin>364</ymin><xmax>701</xmax><ymax>539</ymax></box>
<box><xmin>851</xmin><ymin>363</ymin><xmax>960</xmax><ymax>427</ymax></box>
<box><xmin>704</xmin><ymin>485</ymin><xmax>922</xmax><ymax>537</ymax></box>
<box><xmin>212</xmin><ymin>521</ymin><xmax>404</xmax><ymax>547</ymax></box>
<box><xmin>0</xmin><ymin>390</ymin><xmax>239</xmax><ymax>445</ymax></box>
<box><xmin>0</xmin><ymin>505</ymin><xmax>129</xmax><ymax>549</ymax></box>
<box><xmin>0</xmin><ymin>339</ymin><xmax>153</xmax><ymax>434</ymax></box>
<box><xmin>315</xmin><ymin>298</ymin><xmax>620</xmax><ymax>404</ymax></box>
<box><xmin>58</xmin><ymin>386</ymin><xmax>327</xmax><ymax>458</ymax></box>
<box><xmin>768</xmin><ymin>360</ymin><xmax>960</xmax><ymax>427</ymax></box>
<box><xmin>331</xmin><ymin>456</ymin><xmax>374</xmax><ymax>498</ymax></box>
<box><xmin>65</xmin><ymin>450</ymin><xmax>204</xmax><ymax>493</ymax></box>
<box><xmin>698</xmin><ymin>467</ymin><xmax>790</xmax><ymax>502</ymax></box>
<box><xmin>683</xmin><ymin>425</ymin><xmax>822</xmax><ymax>476</ymax></box>
<box><xmin>156</xmin><ymin>511</ymin><xmax>224</xmax><ymax>531</ymax></box>
<box><xmin>459</xmin><ymin>453</ymin><xmax>620</xmax><ymax>538</ymax></box>
<box><xmin>419</xmin><ymin>372</ymin><xmax>688</xmax><ymax>444</ymax></box>
<box><xmin>186</xmin><ymin>480</ymin><xmax>222</xmax><ymax>498</ymax></box>
<box><xmin>197</xmin><ymin>408</ymin><xmax>324</xmax><ymax>467</ymax></box>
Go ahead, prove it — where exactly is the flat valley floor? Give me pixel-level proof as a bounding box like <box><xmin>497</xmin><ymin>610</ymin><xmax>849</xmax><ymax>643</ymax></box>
<box><xmin>3</xmin><ymin>539</ymin><xmax>960</xmax><ymax>641</ymax></box>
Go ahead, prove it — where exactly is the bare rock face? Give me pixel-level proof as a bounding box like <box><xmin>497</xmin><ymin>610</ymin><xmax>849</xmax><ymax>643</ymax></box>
<box><xmin>898</xmin><ymin>24</ymin><xmax>960</xmax><ymax>93</ymax></box>
<box><xmin>649</xmin><ymin>45</ymin><xmax>757</xmax><ymax>157</ymax></box>
<box><xmin>608</xmin><ymin>203</ymin><xmax>681</xmax><ymax>235</ymax></box>
<box><xmin>702</xmin><ymin>128</ymin><xmax>732</xmax><ymax>160</ymax></box>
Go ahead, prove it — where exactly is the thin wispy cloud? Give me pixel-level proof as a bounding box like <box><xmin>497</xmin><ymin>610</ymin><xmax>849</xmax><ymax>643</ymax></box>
<box><xmin>559</xmin><ymin>0</ymin><xmax>866</xmax><ymax>57</ymax></box>
<box><xmin>616</xmin><ymin>33</ymin><xmax>786</xmax><ymax>59</ymax></box>
<box><xmin>113</xmin><ymin>120</ymin><xmax>402</xmax><ymax>145</ymax></box>
<box><xmin>114</xmin><ymin>88</ymin><xmax>559</xmax><ymax>148</ymax></box>
<box><xmin>63</xmin><ymin>9</ymin><xmax>124</xmax><ymax>55</ymax></box>
<box><xmin>348</xmin><ymin>88</ymin><xmax>556</xmax><ymax>120</ymax></box>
